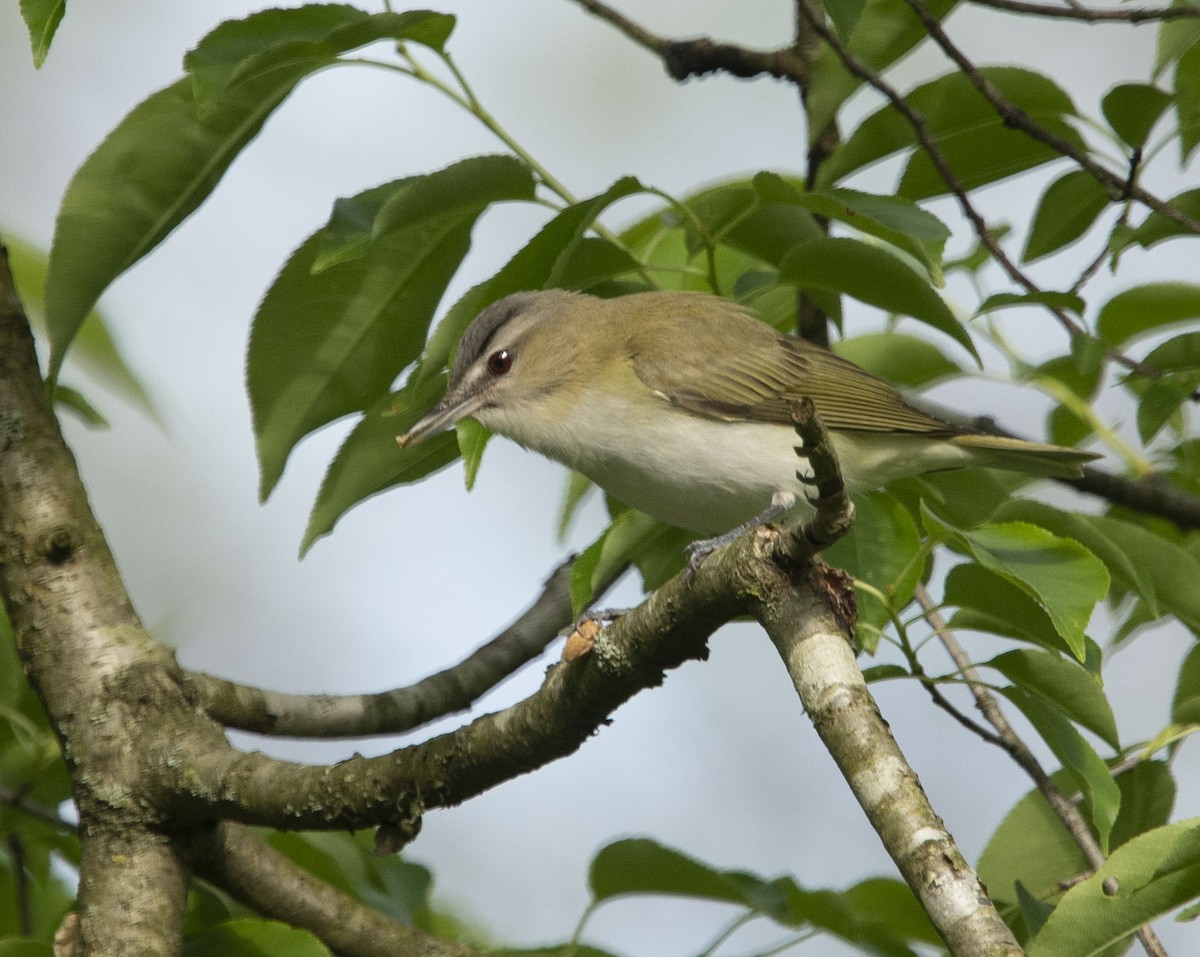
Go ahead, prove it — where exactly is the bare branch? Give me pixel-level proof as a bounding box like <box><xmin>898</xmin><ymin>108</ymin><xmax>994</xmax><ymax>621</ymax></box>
<box><xmin>968</xmin><ymin>0</ymin><xmax>1200</xmax><ymax>21</ymax></box>
<box><xmin>191</xmin><ymin>559</ymin><xmax>578</xmax><ymax>737</ymax></box>
<box><xmin>186</xmin><ymin>822</ymin><xmax>481</xmax><ymax>957</ymax></box>
<box><xmin>568</xmin><ymin>0</ymin><xmax>808</xmax><ymax>82</ymax></box>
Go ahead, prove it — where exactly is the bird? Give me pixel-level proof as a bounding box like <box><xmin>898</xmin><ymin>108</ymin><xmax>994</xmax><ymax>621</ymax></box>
<box><xmin>398</xmin><ymin>289</ymin><xmax>1097</xmax><ymax>554</ymax></box>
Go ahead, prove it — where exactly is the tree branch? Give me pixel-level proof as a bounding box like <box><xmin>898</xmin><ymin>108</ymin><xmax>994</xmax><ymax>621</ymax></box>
<box><xmin>914</xmin><ymin>586</ymin><xmax>1169</xmax><ymax>957</ymax></box>
<box><xmin>190</xmin><ymin>559</ymin><xmax>578</xmax><ymax>737</ymax></box>
<box><xmin>759</xmin><ymin>405</ymin><xmax>1022</xmax><ymax>956</ymax></box>
<box><xmin>185</xmin><ymin>822</ymin><xmax>481</xmax><ymax>957</ymax></box>
<box><xmin>967</xmin><ymin>0</ymin><xmax>1200</xmax><ymax>21</ymax></box>
<box><xmin>902</xmin><ymin>0</ymin><xmax>1200</xmax><ymax>237</ymax></box>
<box><xmin>568</xmin><ymin>0</ymin><xmax>808</xmax><ymax>83</ymax></box>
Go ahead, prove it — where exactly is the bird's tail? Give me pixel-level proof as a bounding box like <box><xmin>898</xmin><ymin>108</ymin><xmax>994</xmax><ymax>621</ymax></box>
<box><xmin>948</xmin><ymin>433</ymin><xmax>1099</xmax><ymax>479</ymax></box>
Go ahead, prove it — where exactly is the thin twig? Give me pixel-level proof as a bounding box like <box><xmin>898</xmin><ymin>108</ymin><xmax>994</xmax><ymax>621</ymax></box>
<box><xmin>968</xmin><ymin>0</ymin><xmax>1200</xmax><ymax>21</ymax></box>
<box><xmin>193</xmin><ymin>558</ymin><xmax>611</xmax><ymax>737</ymax></box>
<box><xmin>914</xmin><ymin>585</ymin><xmax>1169</xmax><ymax>957</ymax></box>
<box><xmin>902</xmin><ymin>0</ymin><xmax>1200</xmax><ymax>237</ymax></box>
<box><xmin>799</xmin><ymin>1</ymin><xmax>1199</xmax><ymax>399</ymax></box>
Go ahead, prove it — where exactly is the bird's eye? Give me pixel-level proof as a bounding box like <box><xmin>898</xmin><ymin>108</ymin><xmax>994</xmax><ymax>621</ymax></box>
<box><xmin>487</xmin><ymin>349</ymin><xmax>513</xmax><ymax>375</ymax></box>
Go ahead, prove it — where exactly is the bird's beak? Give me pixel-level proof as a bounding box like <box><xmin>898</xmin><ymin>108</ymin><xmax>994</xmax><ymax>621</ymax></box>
<box><xmin>396</xmin><ymin>389</ymin><xmax>484</xmax><ymax>448</ymax></box>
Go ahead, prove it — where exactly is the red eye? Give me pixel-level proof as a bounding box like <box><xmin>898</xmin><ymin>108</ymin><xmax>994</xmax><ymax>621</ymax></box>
<box><xmin>487</xmin><ymin>349</ymin><xmax>513</xmax><ymax>375</ymax></box>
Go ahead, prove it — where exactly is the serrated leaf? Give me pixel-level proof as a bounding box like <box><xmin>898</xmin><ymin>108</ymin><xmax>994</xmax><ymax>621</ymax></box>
<box><xmin>1027</xmin><ymin>819</ymin><xmax>1200</xmax><ymax>956</ymax></box>
<box><xmin>44</xmin><ymin>10</ymin><xmax>454</xmax><ymax>386</ymax></box>
<box><xmin>1097</xmin><ymin>283</ymin><xmax>1200</xmax><ymax>345</ymax></box>
<box><xmin>778</xmin><ymin>237</ymin><xmax>975</xmax><ymax>359</ymax></box>
<box><xmin>946</xmin><ymin>563</ymin><xmax>1084</xmax><ymax>658</ymax></box>
<box><xmin>833</xmin><ymin>332</ymin><xmax>963</xmax><ymax>387</ymax></box>
<box><xmin>1023</xmin><ymin>171</ymin><xmax>1111</xmax><ymax>263</ymax></box>
<box><xmin>183</xmin><ymin>918</ymin><xmax>331</xmax><ymax>957</ymax></box>
<box><xmin>18</xmin><ymin>0</ymin><xmax>64</xmax><ymax>68</ymax></box>
<box><xmin>928</xmin><ymin>514</ymin><xmax>1109</xmax><ymax>660</ymax></box>
<box><xmin>986</xmin><ymin>649</ymin><xmax>1118</xmax><ymax>750</ymax></box>
<box><xmin>752</xmin><ymin>174</ymin><xmax>950</xmax><ymax>282</ymax></box>
<box><xmin>185</xmin><ymin>7</ymin><xmax>454</xmax><ymax>112</ymax></box>
<box><xmin>1002</xmin><ymin>688</ymin><xmax>1121</xmax><ymax>851</ymax></box>
<box><xmin>991</xmin><ymin>500</ymin><xmax>1160</xmax><ymax>622</ymax></box>
<box><xmin>1102</xmin><ymin>83</ymin><xmax>1171</xmax><ymax>150</ymax></box>
<box><xmin>819</xmin><ymin>67</ymin><xmax>1082</xmax><ymax>199</ymax></box>
<box><xmin>301</xmin><ymin>375</ymin><xmax>458</xmax><ymax>554</ymax></box>
<box><xmin>250</xmin><ymin>158</ymin><xmax>533</xmax><ymax>499</ymax></box>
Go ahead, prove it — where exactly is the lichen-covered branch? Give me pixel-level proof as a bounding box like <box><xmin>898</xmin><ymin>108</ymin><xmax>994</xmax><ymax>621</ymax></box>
<box><xmin>190</xmin><ymin>560</ymin><xmax>577</xmax><ymax>737</ymax></box>
<box><xmin>185</xmin><ymin>822</ymin><xmax>482</xmax><ymax>957</ymax></box>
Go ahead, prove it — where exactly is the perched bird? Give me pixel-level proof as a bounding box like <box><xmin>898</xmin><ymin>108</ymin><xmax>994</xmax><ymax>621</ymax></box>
<box><xmin>399</xmin><ymin>290</ymin><xmax>1096</xmax><ymax>550</ymax></box>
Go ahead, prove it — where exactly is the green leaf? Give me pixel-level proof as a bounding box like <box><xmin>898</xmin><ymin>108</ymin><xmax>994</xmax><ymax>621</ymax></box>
<box><xmin>1155</xmin><ymin>19</ymin><xmax>1200</xmax><ymax>77</ymax></box>
<box><xmin>8</xmin><ymin>237</ymin><xmax>158</xmax><ymax>420</ymax></box>
<box><xmin>268</xmin><ymin>831</ymin><xmax>432</xmax><ymax>925</ymax></box>
<box><xmin>183</xmin><ymin>918</ymin><xmax>331</xmax><ymax>957</ymax></box>
<box><xmin>456</xmin><ymin>419</ymin><xmax>491</xmax><ymax>491</ymax></box>
<box><xmin>819</xmin><ymin>67</ymin><xmax>1082</xmax><ymax>199</ymax></box>
<box><xmin>18</xmin><ymin>0</ymin><xmax>65</xmax><ymax>67</ymax></box>
<box><xmin>569</xmin><ymin>511</ymin><xmax>689</xmax><ymax>614</ymax></box>
<box><xmin>928</xmin><ymin>513</ymin><xmax>1110</xmax><ymax>661</ymax></box>
<box><xmin>824</xmin><ymin>0</ymin><xmax>869</xmax><ymax>40</ymax></box>
<box><xmin>977</xmin><ymin>773</ymin><xmax>1089</xmax><ymax>910</ymax></box>
<box><xmin>778</xmin><ymin>237</ymin><xmax>975</xmax><ymax>359</ymax></box>
<box><xmin>1002</xmin><ymin>688</ymin><xmax>1121</xmax><ymax>851</ymax></box>
<box><xmin>976</xmin><ymin>291</ymin><xmax>1086</xmax><ymax>318</ymax></box>
<box><xmin>1027</xmin><ymin>819</ymin><xmax>1200</xmax><ymax>956</ymax></box>
<box><xmin>806</xmin><ymin>0</ymin><xmax>959</xmax><ymax>143</ymax></box>
<box><xmin>1101</xmin><ymin>83</ymin><xmax>1171</xmax><ymax>150</ymax></box>
<box><xmin>946</xmin><ymin>563</ymin><xmax>1086</xmax><ymax>660</ymax></box>
<box><xmin>1136</xmin><ymin>371</ymin><xmax>1200</xmax><ymax>443</ymax></box>
<box><xmin>1172</xmin><ymin>645</ymin><xmax>1200</xmax><ymax>724</ymax></box>
<box><xmin>1109</xmin><ymin>762</ymin><xmax>1175</xmax><ymax>852</ymax></box>
<box><xmin>1097</xmin><ymin>283</ymin><xmax>1200</xmax><ymax>346</ymax></box>
<box><xmin>44</xmin><ymin>9</ymin><xmax>453</xmax><ymax>386</ymax></box>
<box><xmin>185</xmin><ymin>7</ymin><xmax>452</xmax><ymax>108</ymax></box>
<box><xmin>250</xmin><ymin>157</ymin><xmax>533</xmax><ymax>499</ymax></box>
<box><xmin>752</xmin><ymin>175</ymin><xmax>950</xmax><ymax>282</ymax></box>
<box><xmin>1175</xmin><ymin>40</ymin><xmax>1200</xmax><ymax>161</ymax></box>
<box><xmin>557</xmin><ymin>472</ymin><xmax>595</xmax><ymax>540</ymax></box>
<box><xmin>302</xmin><ymin>376</ymin><xmax>458</xmax><ymax>554</ymax></box>
<box><xmin>824</xmin><ymin>492</ymin><xmax>926</xmax><ymax>648</ymax></box>
<box><xmin>833</xmin><ymin>332</ymin><xmax>963</xmax><ymax>387</ymax></box>
<box><xmin>1117</xmin><ymin>189</ymin><xmax>1200</xmax><ymax>252</ymax></box>
<box><xmin>417</xmin><ymin>177</ymin><xmax>648</xmax><ymax>385</ymax></box>
<box><xmin>1023</xmin><ymin>171</ymin><xmax>1111</xmax><ymax>263</ymax></box>
<box><xmin>589</xmin><ymin>838</ymin><xmax>751</xmax><ymax>905</ymax></box>
<box><xmin>1015</xmin><ymin>881</ymin><xmax>1055</xmax><ymax>938</ymax></box>
<box><xmin>985</xmin><ymin>649</ymin><xmax>1118</xmax><ymax>750</ymax></box>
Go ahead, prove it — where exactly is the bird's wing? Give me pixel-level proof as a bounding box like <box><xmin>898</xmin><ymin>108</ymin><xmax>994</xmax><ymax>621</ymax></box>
<box><xmin>633</xmin><ymin>327</ymin><xmax>958</xmax><ymax>436</ymax></box>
